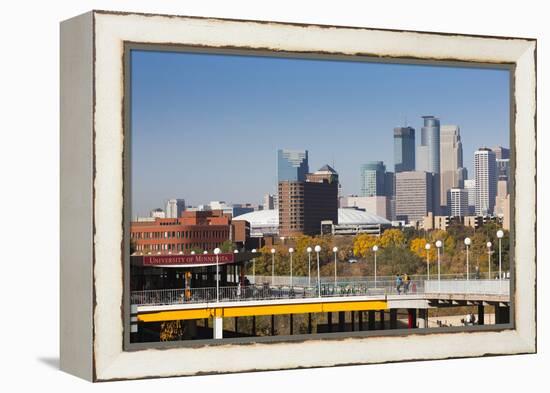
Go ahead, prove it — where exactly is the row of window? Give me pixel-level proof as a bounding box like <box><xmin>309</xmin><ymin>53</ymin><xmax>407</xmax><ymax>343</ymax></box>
<box><xmin>131</xmin><ymin>230</ymin><xmax>228</xmax><ymax>240</ymax></box>
<box><xmin>135</xmin><ymin>242</ymin><xmax>222</xmax><ymax>251</ymax></box>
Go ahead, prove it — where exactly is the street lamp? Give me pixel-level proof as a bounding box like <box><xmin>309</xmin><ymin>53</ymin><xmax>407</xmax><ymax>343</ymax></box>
<box><xmin>288</xmin><ymin>248</ymin><xmax>294</xmax><ymax>288</ymax></box>
<box><xmin>214</xmin><ymin>248</ymin><xmax>221</xmax><ymax>302</ymax></box>
<box><xmin>425</xmin><ymin>243</ymin><xmax>431</xmax><ymax>280</ymax></box>
<box><xmin>203</xmin><ymin>250</ymin><xmax>208</xmax><ymax>255</ymax></box>
<box><xmin>332</xmin><ymin>246</ymin><xmax>338</xmax><ymax>287</ymax></box>
<box><xmin>372</xmin><ymin>245</ymin><xmax>379</xmax><ymax>288</ymax></box>
<box><xmin>190</xmin><ymin>251</ymin><xmax>195</xmax><ymax>255</ymax></box>
<box><xmin>464</xmin><ymin>237</ymin><xmax>472</xmax><ymax>281</ymax></box>
<box><xmin>251</xmin><ymin>248</ymin><xmax>257</xmax><ymax>283</ymax></box>
<box><xmin>486</xmin><ymin>242</ymin><xmax>492</xmax><ymax>279</ymax></box>
<box><xmin>314</xmin><ymin>245</ymin><xmax>321</xmax><ymax>297</ymax></box>
<box><xmin>435</xmin><ymin>240</ymin><xmax>442</xmax><ymax>292</ymax></box>
<box><xmin>270</xmin><ymin>248</ymin><xmax>276</xmax><ymax>286</ymax></box>
<box><xmin>306</xmin><ymin>247</ymin><xmax>312</xmax><ymax>287</ymax></box>
<box><xmin>497</xmin><ymin>230</ymin><xmax>504</xmax><ymax>281</ymax></box>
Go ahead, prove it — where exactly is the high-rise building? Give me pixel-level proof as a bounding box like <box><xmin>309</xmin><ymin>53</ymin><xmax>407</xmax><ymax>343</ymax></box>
<box><xmin>474</xmin><ymin>148</ymin><xmax>498</xmax><ymax>216</ymax></box>
<box><xmin>277</xmin><ymin>149</ymin><xmax>309</xmax><ymax>182</ymax></box>
<box><xmin>166</xmin><ymin>198</ymin><xmax>186</xmax><ymax>218</ymax></box>
<box><xmin>278</xmin><ymin>165</ymin><xmax>338</xmax><ymax>236</ymax></box>
<box><xmin>395</xmin><ymin>171</ymin><xmax>435</xmax><ymax>223</ymax></box>
<box><xmin>495</xmin><ymin>180</ymin><xmax>510</xmax><ymax>230</ymax></box>
<box><xmin>492</xmin><ymin>146</ymin><xmax>510</xmax><ymax>160</ymax></box>
<box><xmin>416</xmin><ymin>116</ymin><xmax>440</xmax><ymax>174</ymax></box>
<box><xmin>360</xmin><ymin>161</ymin><xmax>386</xmax><ymax>197</ymax></box>
<box><xmin>263</xmin><ymin>194</ymin><xmax>274</xmax><ymax>210</ymax></box>
<box><xmin>439</xmin><ymin>125</ymin><xmax>467</xmax><ymax>210</ymax></box>
<box><xmin>449</xmin><ymin>188</ymin><xmax>469</xmax><ymax>217</ymax></box>
<box><xmin>393</xmin><ymin>126</ymin><xmax>415</xmax><ymax>173</ymax></box>
<box><xmin>464</xmin><ymin>179</ymin><xmax>476</xmax><ymax>215</ymax></box>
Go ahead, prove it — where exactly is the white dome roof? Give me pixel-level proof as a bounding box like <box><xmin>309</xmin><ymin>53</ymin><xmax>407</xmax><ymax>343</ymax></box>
<box><xmin>234</xmin><ymin>208</ymin><xmax>390</xmax><ymax>228</ymax></box>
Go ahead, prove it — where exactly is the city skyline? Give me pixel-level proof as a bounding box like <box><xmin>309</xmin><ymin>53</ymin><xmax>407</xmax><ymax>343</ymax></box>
<box><xmin>131</xmin><ymin>49</ymin><xmax>510</xmax><ymax>215</ymax></box>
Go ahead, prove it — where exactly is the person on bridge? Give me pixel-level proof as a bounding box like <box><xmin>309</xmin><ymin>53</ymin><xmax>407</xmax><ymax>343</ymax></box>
<box><xmin>403</xmin><ymin>273</ymin><xmax>411</xmax><ymax>294</ymax></box>
<box><xmin>396</xmin><ymin>274</ymin><xmax>403</xmax><ymax>294</ymax></box>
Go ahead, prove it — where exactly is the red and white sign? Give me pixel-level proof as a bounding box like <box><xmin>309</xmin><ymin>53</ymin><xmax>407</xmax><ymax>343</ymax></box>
<box><xmin>142</xmin><ymin>253</ymin><xmax>235</xmax><ymax>267</ymax></box>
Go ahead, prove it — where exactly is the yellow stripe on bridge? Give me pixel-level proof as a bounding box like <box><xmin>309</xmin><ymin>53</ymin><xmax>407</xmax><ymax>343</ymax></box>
<box><xmin>138</xmin><ymin>300</ymin><xmax>388</xmax><ymax>322</ymax></box>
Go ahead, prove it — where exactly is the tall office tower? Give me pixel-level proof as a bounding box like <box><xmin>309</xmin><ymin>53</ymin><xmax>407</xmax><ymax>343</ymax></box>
<box><xmin>496</xmin><ymin>158</ymin><xmax>510</xmax><ymax>193</ymax></box>
<box><xmin>474</xmin><ymin>148</ymin><xmax>498</xmax><ymax>216</ymax></box>
<box><xmin>360</xmin><ymin>161</ymin><xmax>386</xmax><ymax>197</ymax></box>
<box><xmin>278</xmin><ymin>165</ymin><xmax>338</xmax><ymax>236</ymax></box>
<box><xmin>416</xmin><ymin>116</ymin><xmax>440</xmax><ymax>174</ymax></box>
<box><xmin>166</xmin><ymin>199</ymin><xmax>178</xmax><ymax>218</ymax></box>
<box><xmin>439</xmin><ymin>125</ymin><xmax>467</xmax><ymax>210</ymax></box>
<box><xmin>492</xmin><ymin>146</ymin><xmax>510</xmax><ymax>160</ymax></box>
<box><xmin>464</xmin><ymin>179</ymin><xmax>476</xmax><ymax>215</ymax></box>
<box><xmin>449</xmin><ymin>188</ymin><xmax>469</xmax><ymax>217</ymax></box>
<box><xmin>277</xmin><ymin>149</ymin><xmax>309</xmax><ymax>182</ymax></box>
<box><xmin>395</xmin><ymin>171</ymin><xmax>435</xmax><ymax>223</ymax></box>
<box><xmin>495</xmin><ymin>180</ymin><xmax>510</xmax><ymax>230</ymax></box>
<box><xmin>393</xmin><ymin>127</ymin><xmax>415</xmax><ymax>173</ymax></box>
<box><xmin>263</xmin><ymin>193</ymin><xmax>274</xmax><ymax>210</ymax></box>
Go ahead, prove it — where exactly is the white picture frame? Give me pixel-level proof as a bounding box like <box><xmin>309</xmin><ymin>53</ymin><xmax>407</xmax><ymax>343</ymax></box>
<box><xmin>60</xmin><ymin>10</ymin><xmax>536</xmax><ymax>381</ymax></box>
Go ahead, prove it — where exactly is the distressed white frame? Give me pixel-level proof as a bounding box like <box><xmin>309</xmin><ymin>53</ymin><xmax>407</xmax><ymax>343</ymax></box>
<box><xmin>60</xmin><ymin>10</ymin><xmax>536</xmax><ymax>381</ymax></box>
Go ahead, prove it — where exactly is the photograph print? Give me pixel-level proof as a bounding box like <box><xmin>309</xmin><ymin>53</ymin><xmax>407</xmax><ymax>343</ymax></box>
<box><xmin>127</xmin><ymin>47</ymin><xmax>512</xmax><ymax>345</ymax></box>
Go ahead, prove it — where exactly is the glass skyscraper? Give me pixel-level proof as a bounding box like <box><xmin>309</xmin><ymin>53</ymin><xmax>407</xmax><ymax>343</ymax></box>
<box><xmin>360</xmin><ymin>161</ymin><xmax>386</xmax><ymax>197</ymax></box>
<box><xmin>393</xmin><ymin>127</ymin><xmax>415</xmax><ymax>173</ymax></box>
<box><xmin>277</xmin><ymin>149</ymin><xmax>309</xmax><ymax>182</ymax></box>
<box><xmin>417</xmin><ymin>116</ymin><xmax>440</xmax><ymax>174</ymax></box>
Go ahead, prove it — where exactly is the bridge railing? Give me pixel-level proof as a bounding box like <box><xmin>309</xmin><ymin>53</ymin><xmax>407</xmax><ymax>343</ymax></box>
<box><xmin>424</xmin><ymin>279</ymin><xmax>510</xmax><ymax>296</ymax></box>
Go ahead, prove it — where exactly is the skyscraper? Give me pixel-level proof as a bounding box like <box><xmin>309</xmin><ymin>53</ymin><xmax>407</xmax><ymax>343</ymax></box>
<box><xmin>464</xmin><ymin>179</ymin><xmax>476</xmax><ymax>215</ymax></box>
<box><xmin>393</xmin><ymin>126</ymin><xmax>415</xmax><ymax>173</ymax></box>
<box><xmin>492</xmin><ymin>146</ymin><xmax>510</xmax><ymax>160</ymax></box>
<box><xmin>474</xmin><ymin>148</ymin><xmax>497</xmax><ymax>216</ymax></box>
<box><xmin>166</xmin><ymin>198</ymin><xmax>186</xmax><ymax>218</ymax></box>
<box><xmin>360</xmin><ymin>161</ymin><xmax>386</xmax><ymax>197</ymax></box>
<box><xmin>416</xmin><ymin>116</ymin><xmax>440</xmax><ymax>174</ymax></box>
<box><xmin>395</xmin><ymin>171</ymin><xmax>435</xmax><ymax>223</ymax></box>
<box><xmin>263</xmin><ymin>193</ymin><xmax>274</xmax><ymax>210</ymax></box>
<box><xmin>278</xmin><ymin>165</ymin><xmax>338</xmax><ymax>236</ymax></box>
<box><xmin>449</xmin><ymin>188</ymin><xmax>469</xmax><ymax>217</ymax></box>
<box><xmin>277</xmin><ymin>149</ymin><xmax>309</xmax><ymax>182</ymax></box>
<box><xmin>439</xmin><ymin>125</ymin><xmax>467</xmax><ymax>210</ymax></box>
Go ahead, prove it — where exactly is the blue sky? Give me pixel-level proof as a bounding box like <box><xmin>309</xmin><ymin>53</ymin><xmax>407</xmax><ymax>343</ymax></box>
<box><xmin>131</xmin><ymin>49</ymin><xmax>510</xmax><ymax>216</ymax></box>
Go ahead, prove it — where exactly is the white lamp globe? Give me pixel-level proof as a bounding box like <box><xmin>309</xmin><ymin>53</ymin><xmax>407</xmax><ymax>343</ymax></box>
<box><xmin>307</xmin><ymin>247</ymin><xmax>312</xmax><ymax>253</ymax></box>
<box><xmin>271</xmin><ymin>248</ymin><xmax>276</xmax><ymax>254</ymax></box>
<box><xmin>435</xmin><ymin>240</ymin><xmax>443</xmax><ymax>248</ymax></box>
<box><xmin>251</xmin><ymin>249</ymin><xmax>257</xmax><ymax>253</ymax></box>
<box><xmin>497</xmin><ymin>230</ymin><xmax>504</xmax><ymax>239</ymax></box>
<box><xmin>203</xmin><ymin>250</ymin><xmax>208</xmax><ymax>254</ymax></box>
<box><xmin>190</xmin><ymin>251</ymin><xmax>195</xmax><ymax>255</ymax></box>
<box><xmin>288</xmin><ymin>247</ymin><xmax>294</xmax><ymax>253</ymax></box>
<box><xmin>464</xmin><ymin>237</ymin><xmax>471</xmax><ymax>246</ymax></box>
<box><xmin>372</xmin><ymin>245</ymin><xmax>378</xmax><ymax>252</ymax></box>
<box><xmin>425</xmin><ymin>243</ymin><xmax>431</xmax><ymax>250</ymax></box>
<box><xmin>314</xmin><ymin>245</ymin><xmax>321</xmax><ymax>253</ymax></box>
<box><xmin>332</xmin><ymin>246</ymin><xmax>338</xmax><ymax>252</ymax></box>
<box><xmin>486</xmin><ymin>242</ymin><xmax>492</xmax><ymax>249</ymax></box>
<box><xmin>214</xmin><ymin>248</ymin><xmax>221</xmax><ymax>255</ymax></box>
<box><xmin>234</xmin><ymin>249</ymin><xmax>239</xmax><ymax>254</ymax></box>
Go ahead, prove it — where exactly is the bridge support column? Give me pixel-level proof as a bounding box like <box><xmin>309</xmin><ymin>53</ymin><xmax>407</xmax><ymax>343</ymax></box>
<box><xmin>252</xmin><ymin>316</ymin><xmax>256</xmax><ymax>336</ymax></box>
<box><xmin>308</xmin><ymin>313</ymin><xmax>312</xmax><ymax>334</ymax></box>
<box><xmin>351</xmin><ymin>311</ymin><xmax>355</xmax><ymax>331</ymax></box>
<box><xmin>213</xmin><ymin>316</ymin><xmax>223</xmax><ymax>339</ymax></box>
<box><xmin>235</xmin><ymin>317</ymin><xmax>239</xmax><ymax>335</ymax></box>
<box><xmin>328</xmin><ymin>312</ymin><xmax>333</xmax><ymax>332</ymax></box>
<box><xmin>478</xmin><ymin>304</ymin><xmax>485</xmax><ymax>325</ymax></box>
<box><xmin>389</xmin><ymin>309</ymin><xmax>397</xmax><ymax>329</ymax></box>
<box><xmin>418</xmin><ymin>309</ymin><xmax>427</xmax><ymax>328</ymax></box>
<box><xmin>290</xmin><ymin>314</ymin><xmax>294</xmax><ymax>335</ymax></box>
<box><xmin>359</xmin><ymin>311</ymin><xmax>363</xmax><ymax>330</ymax></box>
<box><xmin>338</xmin><ymin>311</ymin><xmax>345</xmax><ymax>332</ymax></box>
<box><xmin>271</xmin><ymin>315</ymin><xmax>275</xmax><ymax>335</ymax></box>
<box><xmin>379</xmin><ymin>310</ymin><xmax>385</xmax><ymax>330</ymax></box>
<box><xmin>407</xmin><ymin>309</ymin><xmax>417</xmax><ymax>329</ymax></box>
<box><xmin>368</xmin><ymin>311</ymin><xmax>375</xmax><ymax>330</ymax></box>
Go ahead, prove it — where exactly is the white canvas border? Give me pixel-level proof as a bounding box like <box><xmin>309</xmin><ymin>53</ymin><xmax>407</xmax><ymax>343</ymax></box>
<box><xmin>91</xmin><ymin>11</ymin><xmax>536</xmax><ymax>380</ymax></box>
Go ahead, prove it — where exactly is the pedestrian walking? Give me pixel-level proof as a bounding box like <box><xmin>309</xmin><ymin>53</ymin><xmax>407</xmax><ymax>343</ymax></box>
<box><xmin>396</xmin><ymin>274</ymin><xmax>403</xmax><ymax>294</ymax></box>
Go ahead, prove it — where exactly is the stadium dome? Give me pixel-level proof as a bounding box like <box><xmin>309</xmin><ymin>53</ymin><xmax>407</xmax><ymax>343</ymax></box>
<box><xmin>233</xmin><ymin>208</ymin><xmax>390</xmax><ymax>236</ymax></box>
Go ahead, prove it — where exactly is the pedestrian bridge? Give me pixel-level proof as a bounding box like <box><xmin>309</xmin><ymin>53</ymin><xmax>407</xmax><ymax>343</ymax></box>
<box><xmin>131</xmin><ymin>277</ymin><xmax>510</xmax><ymax>338</ymax></box>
